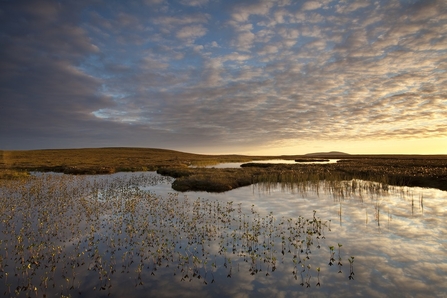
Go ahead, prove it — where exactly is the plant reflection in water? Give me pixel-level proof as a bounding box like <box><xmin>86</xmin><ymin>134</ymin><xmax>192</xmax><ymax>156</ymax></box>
<box><xmin>1</xmin><ymin>171</ymin><xmax>446</xmax><ymax>297</ymax></box>
<box><xmin>0</xmin><ymin>172</ymin><xmax>352</xmax><ymax>297</ymax></box>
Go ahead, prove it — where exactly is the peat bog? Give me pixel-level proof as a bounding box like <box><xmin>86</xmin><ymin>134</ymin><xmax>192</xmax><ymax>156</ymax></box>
<box><xmin>0</xmin><ymin>148</ymin><xmax>446</xmax><ymax>297</ymax></box>
<box><xmin>1</xmin><ymin>148</ymin><xmax>446</xmax><ymax>192</ymax></box>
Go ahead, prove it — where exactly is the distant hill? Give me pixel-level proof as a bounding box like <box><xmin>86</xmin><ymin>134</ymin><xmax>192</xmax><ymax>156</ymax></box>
<box><xmin>304</xmin><ymin>151</ymin><xmax>351</xmax><ymax>157</ymax></box>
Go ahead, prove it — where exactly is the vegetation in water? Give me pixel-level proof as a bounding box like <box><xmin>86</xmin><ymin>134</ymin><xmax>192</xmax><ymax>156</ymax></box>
<box><xmin>0</xmin><ymin>173</ymin><xmax>354</xmax><ymax>297</ymax></box>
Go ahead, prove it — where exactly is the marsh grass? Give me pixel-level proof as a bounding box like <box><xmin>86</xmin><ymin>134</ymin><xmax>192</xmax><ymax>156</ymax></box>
<box><xmin>0</xmin><ymin>148</ymin><xmax>267</xmax><ymax>175</ymax></box>
<box><xmin>240</xmin><ymin>160</ymin><xmax>447</xmax><ymax>192</ymax></box>
<box><xmin>158</xmin><ymin>168</ymin><xmax>255</xmax><ymax>192</ymax></box>
<box><xmin>0</xmin><ymin>172</ymin><xmax>353</xmax><ymax>297</ymax></box>
<box><xmin>158</xmin><ymin>163</ymin><xmax>416</xmax><ymax>193</ymax></box>
<box><xmin>1</xmin><ymin>148</ymin><xmax>446</xmax><ymax>191</ymax></box>
<box><xmin>0</xmin><ymin>169</ymin><xmax>30</xmax><ymax>180</ymax></box>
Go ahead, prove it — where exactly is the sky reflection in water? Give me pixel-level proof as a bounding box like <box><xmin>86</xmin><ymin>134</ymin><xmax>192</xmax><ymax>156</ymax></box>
<box><xmin>200</xmin><ymin>159</ymin><xmax>339</xmax><ymax>168</ymax></box>
<box><xmin>233</xmin><ymin>185</ymin><xmax>446</xmax><ymax>297</ymax></box>
<box><xmin>146</xmin><ymin>173</ymin><xmax>447</xmax><ymax>297</ymax></box>
<box><xmin>1</xmin><ymin>172</ymin><xmax>446</xmax><ymax>297</ymax></box>
<box><xmin>130</xmin><ymin>171</ymin><xmax>447</xmax><ymax>297</ymax></box>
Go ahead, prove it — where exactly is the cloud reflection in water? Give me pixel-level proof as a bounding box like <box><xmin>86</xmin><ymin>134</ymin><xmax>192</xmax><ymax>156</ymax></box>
<box><xmin>0</xmin><ymin>172</ymin><xmax>445</xmax><ymax>297</ymax></box>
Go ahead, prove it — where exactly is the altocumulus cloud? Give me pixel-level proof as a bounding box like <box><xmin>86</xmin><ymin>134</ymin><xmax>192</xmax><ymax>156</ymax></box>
<box><xmin>0</xmin><ymin>0</ymin><xmax>446</xmax><ymax>152</ymax></box>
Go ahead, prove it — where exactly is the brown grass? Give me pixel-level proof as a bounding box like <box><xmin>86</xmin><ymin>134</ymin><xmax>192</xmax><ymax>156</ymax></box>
<box><xmin>1</xmin><ymin>148</ymin><xmax>446</xmax><ymax>192</ymax></box>
<box><xmin>0</xmin><ymin>147</ymin><xmax>272</xmax><ymax>172</ymax></box>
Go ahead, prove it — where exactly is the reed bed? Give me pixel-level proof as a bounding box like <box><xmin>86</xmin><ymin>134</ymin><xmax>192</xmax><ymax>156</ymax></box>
<box><xmin>0</xmin><ymin>172</ymin><xmax>352</xmax><ymax>297</ymax></box>
<box><xmin>161</xmin><ymin>158</ymin><xmax>447</xmax><ymax>192</ymax></box>
<box><xmin>157</xmin><ymin>163</ymin><xmax>414</xmax><ymax>193</ymax></box>
<box><xmin>252</xmin><ymin>170</ymin><xmax>392</xmax><ymax>198</ymax></box>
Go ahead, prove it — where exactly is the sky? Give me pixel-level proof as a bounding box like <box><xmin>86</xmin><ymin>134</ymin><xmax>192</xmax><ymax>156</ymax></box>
<box><xmin>1</xmin><ymin>0</ymin><xmax>446</xmax><ymax>155</ymax></box>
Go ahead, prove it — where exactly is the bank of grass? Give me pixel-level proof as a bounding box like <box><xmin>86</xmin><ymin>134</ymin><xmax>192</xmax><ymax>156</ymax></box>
<box><xmin>159</xmin><ymin>158</ymin><xmax>447</xmax><ymax>192</ymax></box>
<box><xmin>0</xmin><ymin>148</ymin><xmax>265</xmax><ymax>174</ymax></box>
<box><xmin>0</xmin><ymin>169</ymin><xmax>31</xmax><ymax>180</ymax></box>
<box><xmin>1</xmin><ymin>148</ymin><xmax>446</xmax><ymax>192</ymax></box>
<box><xmin>157</xmin><ymin>167</ymin><xmax>258</xmax><ymax>192</ymax></box>
<box><xmin>243</xmin><ymin>160</ymin><xmax>447</xmax><ymax>191</ymax></box>
<box><xmin>157</xmin><ymin>166</ymin><xmax>352</xmax><ymax>193</ymax></box>
<box><xmin>157</xmin><ymin>166</ymin><xmax>343</xmax><ymax>193</ymax></box>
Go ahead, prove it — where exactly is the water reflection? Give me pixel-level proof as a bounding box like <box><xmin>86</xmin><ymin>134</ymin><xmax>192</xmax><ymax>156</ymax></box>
<box><xmin>199</xmin><ymin>159</ymin><xmax>339</xmax><ymax>168</ymax></box>
<box><xmin>233</xmin><ymin>182</ymin><xmax>447</xmax><ymax>297</ymax></box>
<box><xmin>0</xmin><ymin>172</ymin><xmax>446</xmax><ymax>297</ymax></box>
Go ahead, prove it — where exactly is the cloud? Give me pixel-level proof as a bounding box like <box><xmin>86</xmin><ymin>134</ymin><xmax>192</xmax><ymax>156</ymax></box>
<box><xmin>231</xmin><ymin>1</ymin><xmax>273</xmax><ymax>22</ymax></box>
<box><xmin>1</xmin><ymin>0</ymin><xmax>447</xmax><ymax>153</ymax></box>
<box><xmin>141</xmin><ymin>55</ymin><xmax>169</xmax><ymax>70</ymax></box>
<box><xmin>144</xmin><ymin>0</ymin><xmax>164</xmax><ymax>5</ymax></box>
<box><xmin>152</xmin><ymin>14</ymin><xmax>209</xmax><ymax>27</ymax></box>
<box><xmin>301</xmin><ymin>1</ymin><xmax>322</xmax><ymax>11</ymax></box>
<box><xmin>176</xmin><ymin>24</ymin><xmax>207</xmax><ymax>40</ymax></box>
<box><xmin>339</xmin><ymin>0</ymin><xmax>372</xmax><ymax>13</ymax></box>
<box><xmin>404</xmin><ymin>0</ymin><xmax>444</xmax><ymax>21</ymax></box>
<box><xmin>232</xmin><ymin>30</ymin><xmax>256</xmax><ymax>51</ymax></box>
<box><xmin>180</xmin><ymin>0</ymin><xmax>209</xmax><ymax>7</ymax></box>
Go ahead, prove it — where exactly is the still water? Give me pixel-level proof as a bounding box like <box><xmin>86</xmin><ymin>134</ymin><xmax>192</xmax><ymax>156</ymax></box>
<box><xmin>197</xmin><ymin>159</ymin><xmax>339</xmax><ymax>168</ymax></box>
<box><xmin>0</xmin><ymin>172</ymin><xmax>446</xmax><ymax>297</ymax></box>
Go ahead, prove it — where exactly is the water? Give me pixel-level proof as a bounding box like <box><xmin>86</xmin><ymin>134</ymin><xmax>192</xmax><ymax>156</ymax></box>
<box><xmin>199</xmin><ymin>159</ymin><xmax>339</xmax><ymax>168</ymax></box>
<box><xmin>0</xmin><ymin>172</ymin><xmax>446</xmax><ymax>297</ymax></box>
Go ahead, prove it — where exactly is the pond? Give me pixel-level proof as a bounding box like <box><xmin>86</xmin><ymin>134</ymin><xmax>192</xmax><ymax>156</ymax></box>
<box><xmin>199</xmin><ymin>159</ymin><xmax>339</xmax><ymax>168</ymax></box>
<box><xmin>0</xmin><ymin>172</ymin><xmax>446</xmax><ymax>297</ymax></box>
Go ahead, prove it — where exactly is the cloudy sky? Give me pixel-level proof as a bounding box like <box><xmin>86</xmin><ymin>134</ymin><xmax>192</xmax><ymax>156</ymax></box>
<box><xmin>1</xmin><ymin>0</ymin><xmax>446</xmax><ymax>155</ymax></box>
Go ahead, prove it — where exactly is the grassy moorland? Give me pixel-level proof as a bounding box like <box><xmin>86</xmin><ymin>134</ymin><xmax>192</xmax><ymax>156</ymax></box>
<box><xmin>0</xmin><ymin>147</ymin><xmax>270</xmax><ymax>174</ymax></box>
<box><xmin>1</xmin><ymin>148</ymin><xmax>446</xmax><ymax>192</ymax></box>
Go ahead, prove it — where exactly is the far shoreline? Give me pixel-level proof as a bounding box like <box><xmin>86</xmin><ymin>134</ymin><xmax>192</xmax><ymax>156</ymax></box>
<box><xmin>1</xmin><ymin>147</ymin><xmax>446</xmax><ymax>193</ymax></box>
